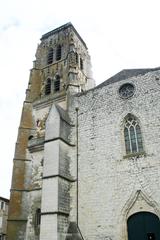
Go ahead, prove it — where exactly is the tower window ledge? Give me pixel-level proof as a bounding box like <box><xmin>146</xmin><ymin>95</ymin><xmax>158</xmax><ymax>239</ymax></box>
<box><xmin>33</xmin><ymin>92</ymin><xmax>66</xmax><ymax>109</ymax></box>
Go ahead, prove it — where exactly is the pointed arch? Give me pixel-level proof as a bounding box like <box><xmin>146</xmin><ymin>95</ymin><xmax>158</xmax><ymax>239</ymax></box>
<box><xmin>122</xmin><ymin>190</ymin><xmax>160</xmax><ymax>219</ymax></box>
<box><xmin>124</xmin><ymin>114</ymin><xmax>143</xmax><ymax>154</ymax></box>
<box><xmin>119</xmin><ymin>190</ymin><xmax>160</xmax><ymax>240</ymax></box>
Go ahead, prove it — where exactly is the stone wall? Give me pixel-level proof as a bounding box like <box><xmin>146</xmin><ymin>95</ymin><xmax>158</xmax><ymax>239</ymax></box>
<box><xmin>69</xmin><ymin>69</ymin><xmax>160</xmax><ymax>240</ymax></box>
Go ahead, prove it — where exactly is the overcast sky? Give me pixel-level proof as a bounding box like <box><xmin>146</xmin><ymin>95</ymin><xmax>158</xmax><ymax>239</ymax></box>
<box><xmin>1</xmin><ymin>0</ymin><xmax>160</xmax><ymax>198</ymax></box>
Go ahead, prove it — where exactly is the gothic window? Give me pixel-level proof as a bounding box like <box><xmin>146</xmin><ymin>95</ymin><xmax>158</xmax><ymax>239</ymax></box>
<box><xmin>47</xmin><ymin>48</ymin><xmax>53</xmax><ymax>64</ymax></box>
<box><xmin>80</xmin><ymin>58</ymin><xmax>83</xmax><ymax>70</ymax></box>
<box><xmin>54</xmin><ymin>75</ymin><xmax>60</xmax><ymax>92</ymax></box>
<box><xmin>56</xmin><ymin>45</ymin><xmax>62</xmax><ymax>61</ymax></box>
<box><xmin>124</xmin><ymin>114</ymin><xmax>143</xmax><ymax>154</ymax></box>
<box><xmin>45</xmin><ymin>78</ymin><xmax>51</xmax><ymax>95</ymax></box>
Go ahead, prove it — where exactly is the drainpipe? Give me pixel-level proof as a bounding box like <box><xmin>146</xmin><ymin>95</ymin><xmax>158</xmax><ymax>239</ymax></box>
<box><xmin>75</xmin><ymin>107</ymin><xmax>79</xmax><ymax>225</ymax></box>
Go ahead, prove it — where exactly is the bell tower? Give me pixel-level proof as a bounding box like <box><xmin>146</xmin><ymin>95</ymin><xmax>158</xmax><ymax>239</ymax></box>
<box><xmin>7</xmin><ymin>23</ymin><xmax>94</xmax><ymax>240</ymax></box>
<box><xmin>31</xmin><ymin>22</ymin><xmax>94</xmax><ymax>107</ymax></box>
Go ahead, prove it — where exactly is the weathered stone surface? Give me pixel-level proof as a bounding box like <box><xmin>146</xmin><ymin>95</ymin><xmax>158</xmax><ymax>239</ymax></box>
<box><xmin>69</xmin><ymin>69</ymin><xmax>160</xmax><ymax>240</ymax></box>
<box><xmin>7</xmin><ymin>23</ymin><xmax>94</xmax><ymax>240</ymax></box>
<box><xmin>7</xmin><ymin>22</ymin><xmax>160</xmax><ymax>240</ymax></box>
<box><xmin>0</xmin><ymin>197</ymin><xmax>9</xmax><ymax>239</ymax></box>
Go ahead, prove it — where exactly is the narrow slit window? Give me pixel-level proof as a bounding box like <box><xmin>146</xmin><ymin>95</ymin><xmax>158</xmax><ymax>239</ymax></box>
<box><xmin>35</xmin><ymin>208</ymin><xmax>41</xmax><ymax>227</ymax></box>
<box><xmin>124</xmin><ymin>114</ymin><xmax>143</xmax><ymax>154</ymax></box>
<box><xmin>76</xmin><ymin>52</ymin><xmax>79</xmax><ymax>64</ymax></box>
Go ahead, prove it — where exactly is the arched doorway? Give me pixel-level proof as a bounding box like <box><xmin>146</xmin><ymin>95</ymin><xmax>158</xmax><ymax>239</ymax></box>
<box><xmin>127</xmin><ymin>212</ymin><xmax>160</xmax><ymax>240</ymax></box>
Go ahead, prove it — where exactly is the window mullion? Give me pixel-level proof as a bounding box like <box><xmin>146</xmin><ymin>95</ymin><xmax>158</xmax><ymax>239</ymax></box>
<box><xmin>128</xmin><ymin>126</ymin><xmax>132</xmax><ymax>153</ymax></box>
<box><xmin>134</xmin><ymin>125</ymin><xmax>139</xmax><ymax>152</ymax></box>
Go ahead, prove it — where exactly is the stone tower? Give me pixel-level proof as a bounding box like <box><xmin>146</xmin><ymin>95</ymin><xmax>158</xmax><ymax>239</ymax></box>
<box><xmin>7</xmin><ymin>22</ymin><xmax>94</xmax><ymax>240</ymax></box>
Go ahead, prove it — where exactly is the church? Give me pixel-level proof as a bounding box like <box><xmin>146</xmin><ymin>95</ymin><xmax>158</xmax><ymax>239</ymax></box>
<box><xmin>7</xmin><ymin>22</ymin><xmax>160</xmax><ymax>240</ymax></box>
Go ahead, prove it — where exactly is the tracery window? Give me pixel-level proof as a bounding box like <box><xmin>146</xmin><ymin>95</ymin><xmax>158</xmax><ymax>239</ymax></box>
<box><xmin>56</xmin><ymin>45</ymin><xmax>62</xmax><ymax>61</ymax></box>
<box><xmin>119</xmin><ymin>83</ymin><xmax>135</xmax><ymax>99</ymax></box>
<box><xmin>47</xmin><ymin>48</ymin><xmax>53</xmax><ymax>64</ymax></box>
<box><xmin>45</xmin><ymin>78</ymin><xmax>51</xmax><ymax>95</ymax></box>
<box><xmin>124</xmin><ymin>114</ymin><xmax>143</xmax><ymax>154</ymax></box>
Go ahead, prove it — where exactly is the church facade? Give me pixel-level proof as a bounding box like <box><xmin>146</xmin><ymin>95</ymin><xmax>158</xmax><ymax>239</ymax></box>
<box><xmin>7</xmin><ymin>23</ymin><xmax>160</xmax><ymax>240</ymax></box>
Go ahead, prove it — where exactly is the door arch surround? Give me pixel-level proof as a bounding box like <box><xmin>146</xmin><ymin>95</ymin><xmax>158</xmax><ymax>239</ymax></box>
<box><xmin>119</xmin><ymin>190</ymin><xmax>160</xmax><ymax>240</ymax></box>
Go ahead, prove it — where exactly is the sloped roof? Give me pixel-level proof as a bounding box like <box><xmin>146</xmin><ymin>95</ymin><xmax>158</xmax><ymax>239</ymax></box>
<box><xmin>0</xmin><ymin>196</ymin><xmax>9</xmax><ymax>202</ymax></box>
<box><xmin>55</xmin><ymin>104</ymin><xmax>71</xmax><ymax>125</ymax></box>
<box><xmin>76</xmin><ymin>67</ymin><xmax>160</xmax><ymax>98</ymax></box>
<box><xmin>96</xmin><ymin>67</ymin><xmax>160</xmax><ymax>89</ymax></box>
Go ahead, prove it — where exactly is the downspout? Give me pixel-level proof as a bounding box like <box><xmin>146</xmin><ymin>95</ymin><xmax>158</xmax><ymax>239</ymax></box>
<box><xmin>75</xmin><ymin>107</ymin><xmax>85</xmax><ymax>240</ymax></box>
<box><xmin>75</xmin><ymin>107</ymin><xmax>79</xmax><ymax>226</ymax></box>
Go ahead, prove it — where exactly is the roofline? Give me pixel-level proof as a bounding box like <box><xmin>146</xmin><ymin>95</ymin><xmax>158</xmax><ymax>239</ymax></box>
<box><xmin>0</xmin><ymin>196</ymin><xmax>9</xmax><ymax>202</ymax></box>
<box><xmin>75</xmin><ymin>66</ymin><xmax>160</xmax><ymax>97</ymax></box>
<box><xmin>97</xmin><ymin>66</ymin><xmax>160</xmax><ymax>88</ymax></box>
<box><xmin>40</xmin><ymin>22</ymin><xmax>88</xmax><ymax>49</ymax></box>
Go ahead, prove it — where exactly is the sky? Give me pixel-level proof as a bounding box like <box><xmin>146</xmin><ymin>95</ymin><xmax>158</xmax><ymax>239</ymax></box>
<box><xmin>1</xmin><ymin>0</ymin><xmax>160</xmax><ymax>198</ymax></box>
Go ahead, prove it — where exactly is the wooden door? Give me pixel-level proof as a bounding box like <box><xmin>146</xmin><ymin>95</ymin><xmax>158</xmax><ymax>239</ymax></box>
<box><xmin>127</xmin><ymin>212</ymin><xmax>160</xmax><ymax>240</ymax></box>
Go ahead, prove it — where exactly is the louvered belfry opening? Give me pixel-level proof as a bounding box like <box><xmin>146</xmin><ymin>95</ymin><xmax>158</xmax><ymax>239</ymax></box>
<box><xmin>47</xmin><ymin>48</ymin><xmax>53</xmax><ymax>64</ymax></box>
<box><xmin>56</xmin><ymin>45</ymin><xmax>62</xmax><ymax>61</ymax></box>
<box><xmin>54</xmin><ymin>75</ymin><xmax>60</xmax><ymax>92</ymax></box>
<box><xmin>45</xmin><ymin>78</ymin><xmax>51</xmax><ymax>95</ymax></box>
